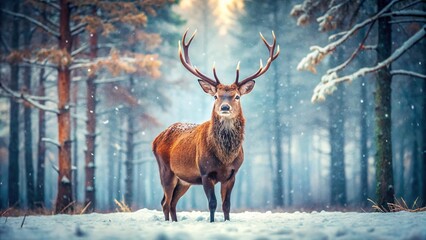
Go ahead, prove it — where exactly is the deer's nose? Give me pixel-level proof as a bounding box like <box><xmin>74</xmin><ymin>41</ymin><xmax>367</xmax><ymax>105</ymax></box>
<box><xmin>221</xmin><ymin>104</ymin><xmax>231</xmax><ymax>111</ymax></box>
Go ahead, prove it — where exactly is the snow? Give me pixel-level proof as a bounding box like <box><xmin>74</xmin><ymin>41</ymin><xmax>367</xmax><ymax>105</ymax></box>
<box><xmin>60</xmin><ymin>176</ymin><xmax>70</xmax><ymax>184</ymax></box>
<box><xmin>1</xmin><ymin>209</ymin><xmax>425</xmax><ymax>240</ymax></box>
<box><xmin>169</xmin><ymin>123</ymin><xmax>199</xmax><ymax>132</ymax></box>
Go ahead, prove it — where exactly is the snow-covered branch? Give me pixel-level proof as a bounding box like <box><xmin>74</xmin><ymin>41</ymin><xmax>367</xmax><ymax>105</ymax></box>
<box><xmin>19</xmin><ymin>59</ymin><xmax>57</xmax><ymax>69</ymax></box>
<box><xmin>98</xmin><ymin>43</ymin><xmax>120</xmax><ymax>49</ymax></box>
<box><xmin>94</xmin><ymin>76</ymin><xmax>127</xmax><ymax>84</ymax></box>
<box><xmin>391</xmin><ymin>70</ymin><xmax>426</xmax><ymax>79</ymax></box>
<box><xmin>327</xmin><ymin>21</ymin><xmax>375</xmax><ymax>75</ymax></box>
<box><xmin>328</xmin><ymin>31</ymin><xmax>347</xmax><ymax>41</ymax></box>
<box><xmin>42</xmin><ymin>137</ymin><xmax>61</xmax><ymax>148</ymax></box>
<box><xmin>383</xmin><ymin>10</ymin><xmax>426</xmax><ymax>18</ymax></box>
<box><xmin>44</xmin><ymin>17</ymin><xmax>60</xmax><ymax>30</ymax></box>
<box><xmin>38</xmin><ymin>0</ymin><xmax>60</xmax><ymax>10</ymax></box>
<box><xmin>390</xmin><ymin>19</ymin><xmax>426</xmax><ymax>24</ymax></box>
<box><xmin>132</xmin><ymin>159</ymin><xmax>154</xmax><ymax>165</ymax></box>
<box><xmin>0</xmin><ymin>81</ymin><xmax>59</xmax><ymax>114</ymax></box>
<box><xmin>362</xmin><ymin>45</ymin><xmax>377</xmax><ymax>50</ymax></box>
<box><xmin>71</xmin><ymin>22</ymin><xmax>87</xmax><ymax>36</ymax></box>
<box><xmin>311</xmin><ymin>25</ymin><xmax>426</xmax><ymax>102</ymax></box>
<box><xmin>70</xmin><ymin>57</ymin><xmax>142</xmax><ymax>70</ymax></box>
<box><xmin>71</xmin><ymin>43</ymin><xmax>89</xmax><ymax>57</ymax></box>
<box><xmin>297</xmin><ymin>0</ymin><xmax>400</xmax><ymax>73</ymax></box>
<box><xmin>1</xmin><ymin>9</ymin><xmax>59</xmax><ymax>38</ymax></box>
<box><xmin>49</xmin><ymin>159</ymin><xmax>60</xmax><ymax>173</ymax></box>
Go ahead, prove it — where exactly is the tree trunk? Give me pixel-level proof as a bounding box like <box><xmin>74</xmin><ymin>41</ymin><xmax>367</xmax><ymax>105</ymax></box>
<box><xmin>272</xmin><ymin>70</ymin><xmax>284</xmax><ymax>208</ymax></box>
<box><xmin>374</xmin><ymin>0</ymin><xmax>394</xmax><ymax>211</ymax></box>
<box><xmin>420</xmin><ymin>2</ymin><xmax>426</xmax><ymax>209</ymax></box>
<box><xmin>328</xmin><ymin>48</ymin><xmax>347</xmax><ymax>207</ymax></box>
<box><xmin>23</xmin><ymin>6</ymin><xmax>35</xmax><ymax>209</ymax></box>
<box><xmin>71</xmin><ymin>80</ymin><xmax>78</xmax><ymax>203</ymax></box>
<box><xmin>422</xmin><ymin>79</ymin><xmax>426</xmax><ymax>207</ymax></box>
<box><xmin>271</xmin><ymin>2</ymin><xmax>284</xmax><ymax>208</ymax></box>
<box><xmin>35</xmin><ymin>67</ymin><xmax>46</xmax><ymax>209</ymax></box>
<box><xmin>124</xmin><ymin>80</ymin><xmax>135</xmax><ymax>208</ymax></box>
<box><xmin>107</xmin><ymin>112</ymin><xmax>117</xmax><ymax>210</ymax></box>
<box><xmin>55</xmin><ymin>0</ymin><xmax>74</xmax><ymax>213</ymax></box>
<box><xmin>8</xmin><ymin>0</ymin><xmax>21</xmax><ymax>208</ymax></box>
<box><xmin>398</xmin><ymin>140</ymin><xmax>405</xmax><ymax>197</ymax></box>
<box><xmin>116</xmin><ymin>119</ymin><xmax>124</xmax><ymax>200</ymax></box>
<box><xmin>410</xmin><ymin>139</ymin><xmax>419</xmax><ymax>204</ymax></box>
<box><xmin>84</xmin><ymin>9</ymin><xmax>98</xmax><ymax>212</ymax></box>
<box><xmin>287</xmin><ymin>137</ymin><xmax>293</xmax><ymax>207</ymax></box>
<box><xmin>360</xmin><ymin>78</ymin><xmax>369</xmax><ymax>207</ymax></box>
<box><xmin>71</xmin><ymin>35</ymin><xmax>80</xmax><ymax>205</ymax></box>
<box><xmin>328</xmin><ymin>87</ymin><xmax>347</xmax><ymax>207</ymax></box>
<box><xmin>34</xmin><ymin>7</ymin><xmax>48</xmax><ymax>209</ymax></box>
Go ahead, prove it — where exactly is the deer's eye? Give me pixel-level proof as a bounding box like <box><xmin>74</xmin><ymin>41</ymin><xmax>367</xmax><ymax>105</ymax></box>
<box><xmin>214</xmin><ymin>95</ymin><xmax>218</xmax><ymax>100</ymax></box>
<box><xmin>235</xmin><ymin>95</ymin><xmax>240</xmax><ymax>100</ymax></box>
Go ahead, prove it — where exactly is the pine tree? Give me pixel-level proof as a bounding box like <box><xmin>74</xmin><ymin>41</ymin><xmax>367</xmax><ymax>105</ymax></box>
<box><xmin>291</xmin><ymin>0</ymin><xmax>425</xmax><ymax>211</ymax></box>
<box><xmin>0</xmin><ymin>0</ymin><xmax>168</xmax><ymax>212</ymax></box>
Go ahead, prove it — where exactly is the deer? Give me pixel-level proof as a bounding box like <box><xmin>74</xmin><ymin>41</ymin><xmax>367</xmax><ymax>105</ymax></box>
<box><xmin>152</xmin><ymin>29</ymin><xmax>279</xmax><ymax>222</ymax></box>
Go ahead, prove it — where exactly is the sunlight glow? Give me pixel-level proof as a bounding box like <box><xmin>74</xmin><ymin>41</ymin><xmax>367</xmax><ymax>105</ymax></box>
<box><xmin>214</xmin><ymin>0</ymin><xmax>244</xmax><ymax>35</ymax></box>
<box><xmin>179</xmin><ymin>0</ymin><xmax>244</xmax><ymax>35</ymax></box>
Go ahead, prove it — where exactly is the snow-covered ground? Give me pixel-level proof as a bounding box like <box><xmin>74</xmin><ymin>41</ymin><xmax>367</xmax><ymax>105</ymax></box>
<box><xmin>1</xmin><ymin>209</ymin><xmax>426</xmax><ymax>240</ymax></box>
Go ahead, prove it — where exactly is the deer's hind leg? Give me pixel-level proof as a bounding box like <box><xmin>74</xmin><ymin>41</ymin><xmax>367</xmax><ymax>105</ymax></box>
<box><xmin>170</xmin><ymin>180</ymin><xmax>190</xmax><ymax>221</ymax></box>
<box><xmin>160</xmin><ymin>169</ymin><xmax>178</xmax><ymax>221</ymax></box>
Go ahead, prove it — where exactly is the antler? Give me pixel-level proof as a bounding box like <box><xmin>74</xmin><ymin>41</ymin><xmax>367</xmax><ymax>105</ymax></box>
<box><xmin>235</xmin><ymin>31</ymin><xmax>280</xmax><ymax>86</ymax></box>
<box><xmin>179</xmin><ymin>29</ymin><xmax>220</xmax><ymax>86</ymax></box>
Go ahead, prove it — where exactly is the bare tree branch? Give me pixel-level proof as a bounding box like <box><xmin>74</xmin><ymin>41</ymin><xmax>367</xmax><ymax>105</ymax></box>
<box><xmin>398</xmin><ymin>0</ymin><xmax>424</xmax><ymax>11</ymax></box>
<box><xmin>391</xmin><ymin>70</ymin><xmax>426</xmax><ymax>79</ymax></box>
<box><xmin>0</xmin><ymin>81</ymin><xmax>59</xmax><ymax>114</ymax></box>
<box><xmin>0</xmin><ymin>34</ymin><xmax>11</xmax><ymax>53</ymax></box>
<box><xmin>1</xmin><ymin>9</ymin><xmax>60</xmax><ymax>38</ymax></box>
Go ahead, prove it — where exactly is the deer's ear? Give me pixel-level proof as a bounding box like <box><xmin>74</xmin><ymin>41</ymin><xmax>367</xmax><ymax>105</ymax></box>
<box><xmin>198</xmin><ymin>79</ymin><xmax>216</xmax><ymax>96</ymax></box>
<box><xmin>239</xmin><ymin>80</ymin><xmax>255</xmax><ymax>95</ymax></box>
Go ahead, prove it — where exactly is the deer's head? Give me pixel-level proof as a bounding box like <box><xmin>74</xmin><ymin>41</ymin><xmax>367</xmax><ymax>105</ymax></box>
<box><xmin>179</xmin><ymin>30</ymin><xmax>280</xmax><ymax>119</ymax></box>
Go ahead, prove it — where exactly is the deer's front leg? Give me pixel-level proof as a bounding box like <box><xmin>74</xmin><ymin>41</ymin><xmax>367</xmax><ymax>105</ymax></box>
<box><xmin>221</xmin><ymin>175</ymin><xmax>235</xmax><ymax>221</ymax></box>
<box><xmin>202</xmin><ymin>174</ymin><xmax>217</xmax><ymax>222</ymax></box>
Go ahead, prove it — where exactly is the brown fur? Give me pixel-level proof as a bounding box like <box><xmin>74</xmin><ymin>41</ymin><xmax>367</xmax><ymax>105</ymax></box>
<box><xmin>155</xmin><ymin>30</ymin><xmax>279</xmax><ymax>222</ymax></box>
<box><xmin>152</xmin><ymin>84</ymin><xmax>247</xmax><ymax>222</ymax></box>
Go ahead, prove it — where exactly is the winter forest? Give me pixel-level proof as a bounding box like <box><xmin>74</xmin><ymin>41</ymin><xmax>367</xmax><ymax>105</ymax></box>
<box><xmin>0</xmin><ymin>0</ymin><xmax>426</xmax><ymax>223</ymax></box>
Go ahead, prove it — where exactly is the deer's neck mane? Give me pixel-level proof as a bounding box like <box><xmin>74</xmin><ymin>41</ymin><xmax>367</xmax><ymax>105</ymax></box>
<box><xmin>209</xmin><ymin>113</ymin><xmax>245</xmax><ymax>163</ymax></box>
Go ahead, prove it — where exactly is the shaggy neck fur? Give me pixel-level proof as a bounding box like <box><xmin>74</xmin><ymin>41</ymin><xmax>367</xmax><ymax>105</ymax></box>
<box><xmin>210</xmin><ymin>113</ymin><xmax>245</xmax><ymax>163</ymax></box>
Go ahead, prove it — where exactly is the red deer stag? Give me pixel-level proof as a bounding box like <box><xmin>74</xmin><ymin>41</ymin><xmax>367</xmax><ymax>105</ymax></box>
<box><xmin>152</xmin><ymin>30</ymin><xmax>279</xmax><ymax>222</ymax></box>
